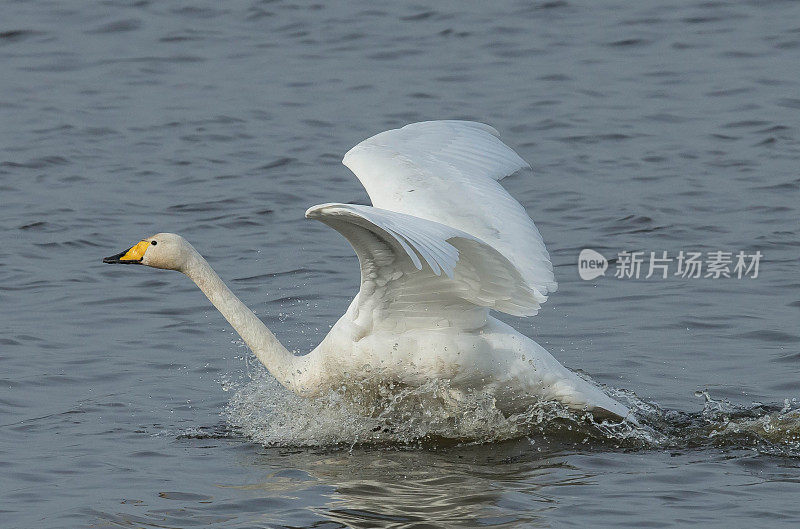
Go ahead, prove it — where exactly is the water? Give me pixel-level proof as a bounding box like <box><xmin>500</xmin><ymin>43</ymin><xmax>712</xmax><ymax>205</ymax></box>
<box><xmin>2</xmin><ymin>0</ymin><xmax>800</xmax><ymax>526</ymax></box>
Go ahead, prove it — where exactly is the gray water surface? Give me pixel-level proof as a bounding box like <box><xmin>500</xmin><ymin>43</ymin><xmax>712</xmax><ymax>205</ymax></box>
<box><xmin>2</xmin><ymin>1</ymin><xmax>800</xmax><ymax>527</ymax></box>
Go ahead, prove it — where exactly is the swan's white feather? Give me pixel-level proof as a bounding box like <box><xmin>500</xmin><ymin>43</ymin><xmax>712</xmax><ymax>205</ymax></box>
<box><xmin>342</xmin><ymin>120</ymin><xmax>557</xmax><ymax>299</ymax></box>
<box><xmin>305</xmin><ymin>203</ymin><xmax>544</xmax><ymax>320</ymax></box>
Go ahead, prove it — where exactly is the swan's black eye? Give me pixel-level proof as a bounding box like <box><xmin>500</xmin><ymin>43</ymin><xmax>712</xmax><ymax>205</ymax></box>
<box><xmin>151</xmin><ymin>240</ymin><xmax>157</xmax><ymax>246</ymax></box>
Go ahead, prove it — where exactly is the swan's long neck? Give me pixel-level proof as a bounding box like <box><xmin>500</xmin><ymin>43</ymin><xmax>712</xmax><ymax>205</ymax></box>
<box><xmin>181</xmin><ymin>250</ymin><xmax>298</xmax><ymax>389</ymax></box>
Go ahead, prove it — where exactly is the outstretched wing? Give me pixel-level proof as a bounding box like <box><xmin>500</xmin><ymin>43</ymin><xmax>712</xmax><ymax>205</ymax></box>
<box><xmin>343</xmin><ymin>120</ymin><xmax>557</xmax><ymax>299</ymax></box>
<box><xmin>306</xmin><ymin>204</ymin><xmax>545</xmax><ymax>329</ymax></box>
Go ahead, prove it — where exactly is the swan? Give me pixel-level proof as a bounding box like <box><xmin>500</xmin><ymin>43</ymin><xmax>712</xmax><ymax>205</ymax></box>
<box><xmin>103</xmin><ymin>120</ymin><xmax>633</xmax><ymax>422</ymax></box>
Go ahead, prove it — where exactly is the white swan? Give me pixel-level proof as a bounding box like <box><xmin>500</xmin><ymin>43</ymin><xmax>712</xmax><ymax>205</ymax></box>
<box><xmin>103</xmin><ymin>121</ymin><xmax>633</xmax><ymax>422</ymax></box>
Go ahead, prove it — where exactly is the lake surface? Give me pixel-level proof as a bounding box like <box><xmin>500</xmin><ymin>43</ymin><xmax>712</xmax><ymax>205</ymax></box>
<box><xmin>2</xmin><ymin>0</ymin><xmax>800</xmax><ymax>527</ymax></box>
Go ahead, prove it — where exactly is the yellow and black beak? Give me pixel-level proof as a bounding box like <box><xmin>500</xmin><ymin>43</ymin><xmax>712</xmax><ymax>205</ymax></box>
<box><xmin>103</xmin><ymin>240</ymin><xmax>150</xmax><ymax>265</ymax></box>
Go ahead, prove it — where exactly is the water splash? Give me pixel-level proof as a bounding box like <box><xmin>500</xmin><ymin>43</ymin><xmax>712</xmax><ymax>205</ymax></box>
<box><xmin>685</xmin><ymin>391</ymin><xmax>800</xmax><ymax>455</ymax></box>
<box><xmin>224</xmin><ymin>367</ymin><xmax>645</xmax><ymax>448</ymax></box>
<box><xmin>221</xmin><ymin>367</ymin><xmax>800</xmax><ymax>456</ymax></box>
<box><xmin>612</xmin><ymin>388</ymin><xmax>800</xmax><ymax>456</ymax></box>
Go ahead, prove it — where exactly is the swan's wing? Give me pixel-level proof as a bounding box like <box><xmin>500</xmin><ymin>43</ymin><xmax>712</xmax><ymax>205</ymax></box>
<box><xmin>306</xmin><ymin>203</ymin><xmax>545</xmax><ymax>327</ymax></box>
<box><xmin>343</xmin><ymin>120</ymin><xmax>557</xmax><ymax>299</ymax></box>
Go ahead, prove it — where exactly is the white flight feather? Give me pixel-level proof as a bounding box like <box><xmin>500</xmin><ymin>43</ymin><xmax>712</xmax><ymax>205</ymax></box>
<box><xmin>342</xmin><ymin>120</ymin><xmax>558</xmax><ymax>300</ymax></box>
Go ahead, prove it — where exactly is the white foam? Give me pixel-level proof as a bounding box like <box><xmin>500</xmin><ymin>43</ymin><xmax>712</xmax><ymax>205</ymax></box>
<box><xmin>224</xmin><ymin>366</ymin><xmax>650</xmax><ymax>448</ymax></box>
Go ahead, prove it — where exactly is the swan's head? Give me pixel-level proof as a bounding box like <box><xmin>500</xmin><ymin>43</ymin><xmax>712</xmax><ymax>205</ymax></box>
<box><xmin>103</xmin><ymin>232</ymin><xmax>194</xmax><ymax>271</ymax></box>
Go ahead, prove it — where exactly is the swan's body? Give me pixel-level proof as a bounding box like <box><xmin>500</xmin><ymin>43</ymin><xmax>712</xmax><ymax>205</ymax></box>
<box><xmin>104</xmin><ymin>121</ymin><xmax>633</xmax><ymax>422</ymax></box>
